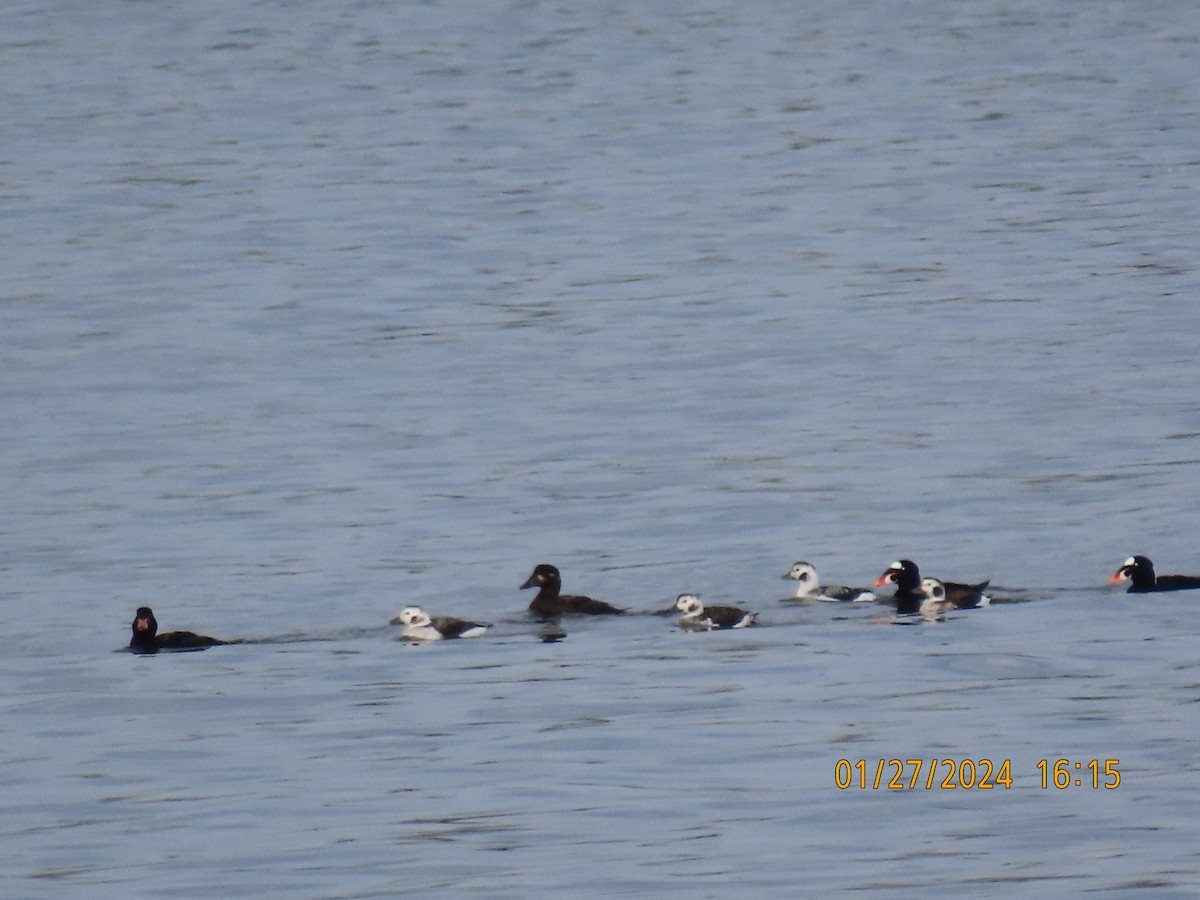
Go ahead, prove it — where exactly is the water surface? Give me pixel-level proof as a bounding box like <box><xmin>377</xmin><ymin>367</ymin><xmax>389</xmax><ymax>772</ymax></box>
<box><xmin>3</xmin><ymin>0</ymin><xmax>1200</xmax><ymax>895</ymax></box>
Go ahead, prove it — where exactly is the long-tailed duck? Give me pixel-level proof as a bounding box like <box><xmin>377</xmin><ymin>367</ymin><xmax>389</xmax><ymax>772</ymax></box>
<box><xmin>520</xmin><ymin>564</ymin><xmax>626</xmax><ymax>618</ymax></box>
<box><xmin>875</xmin><ymin>560</ymin><xmax>989</xmax><ymax>613</ymax></box>
<box><xmin>390</xmin><ymin>606</ymin><xmax>490</xmax><ymax>640</ymax></box>
<box><xmin>129</xmin><ymin>607</ymin><xmax>224</xmax><ymax>653</ymax></box>
<box><xmin>1110</xmin><ymin>555</ymin><xmax>1200</xmax><ymax>593</ymax></box>
<box><xmin>783</xmin><ymin>561</ymin><xmax>876</xmax><ymax>602</ymax></box>
<box><xmin>674</xmin><ymin>593</ymin><xmax>757</xmax><ymax>630</ymax></box>
<box><xmin>917</xmin><ymin>578</ymin><xmax>954</xmax><ymax>622</ymax></box>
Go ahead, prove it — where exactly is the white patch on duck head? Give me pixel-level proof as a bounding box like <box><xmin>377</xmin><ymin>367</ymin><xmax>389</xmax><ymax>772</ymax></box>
<box><xmin>392</xmin><ymin>606</ymin><xmax>432</xmax><ymax>627</ymax></box>
<box><xmin>918</xmin><ymin>578</ymin><xmax>952</xmax><ymax>622</ymax></box>
<box><xmin>674</xmin><ymin>594</ymin><xmax>703</xmax><ymax>616</ymax></box>
<box><xmin>785</xmin><ymin>562</ymin><xmax>815</xmax><ymax>582</ymax></box>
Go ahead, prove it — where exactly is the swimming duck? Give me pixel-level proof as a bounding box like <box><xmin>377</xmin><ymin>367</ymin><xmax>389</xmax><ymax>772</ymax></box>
<box><xmin>129</xmin><ymin>607</ymin><xmax>224</xmax><ymax>653</ymax></box>
<box><xmin>917</xmin><ymin>578</ymin><xmax>954</xmax><ymax>622</ymax></box>
<box><xmin>390</xmin><ymin>606</ymin><xmax>490</xmax><ymax>640</ymax></box>
<box><xmin>783</xmin><ymin>561</ymin><xmax>877</xmax><ymax>602</ymax></box>
<box><xmin>520</xmin><ymin>564</ymin><xmax>626</xmax><ymax>618</ymax></box>
<box><xmin>1110</xmin><ymin>555</ymin><xmax>1200</xmax><ymax>593</ymax></box>
<box><xmin>874</xmin><ymin>560</ymin><xmax>990</xmax><ymax>613</ymax></box>
<box><xmin>674</xmin><ymin>593</ymin><xmax>757</xmax><ymax>630</ymax></box>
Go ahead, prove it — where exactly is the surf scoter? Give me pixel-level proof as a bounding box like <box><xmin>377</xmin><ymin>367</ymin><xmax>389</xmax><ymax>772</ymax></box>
<box><xmin>1110</xmin><ymin>555</ymin><xmax>1200</xmax><ymax>593</ymax></box>
<box><xmin>390</xmin><ymin>606</ymin><xmax>490</xmax><ymax>640</ymax></box>
<box><xmin>674</xmin><ymin>593</ymin><xmax>758</xmax><ymax>630</ymax></box>
<box><xmin>520</xmin><ymin>564</ymin><xmax>626</xmax><ymax>618</ymax></box>
<box><xmin>129</xmin><ymin>607</ymin><xmax>224</xmax><ymax>653</ymax></box>
<box><xmin>783</xmin><ymin>561</ymin><xmax>877</xmax><ymax>602</ymax></box>
<box><xmin>874</xmin><ymin>560</ymin><xmax>990</xmax><ymax>613</ymax></box>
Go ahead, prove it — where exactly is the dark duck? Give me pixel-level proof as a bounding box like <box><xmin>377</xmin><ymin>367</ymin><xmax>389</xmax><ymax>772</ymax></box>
<box><xmin>874</xmin><ymin>560</ymin><xmax>990</xmax><ymax>613</ymax></box>
<box><xmin>129</xmin><ymin>607</ymin><xmax>225</xmax><ymax>653</ymax></box>
<box><xmin>520</xmin><ymin>564</ymin><xmax>626</xmax><ymax>618</ymax></box>
<box><xmin>1110</xmin><ymin>555</ymin><xmax>1200</xmax><ymax>593</ymax></box>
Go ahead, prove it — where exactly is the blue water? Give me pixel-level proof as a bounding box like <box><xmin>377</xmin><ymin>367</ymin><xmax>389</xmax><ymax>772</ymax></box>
<box><xmin>3</xmin><ymin>0</ymin><xmax>1200</xmax><ymax>895</ymax></box>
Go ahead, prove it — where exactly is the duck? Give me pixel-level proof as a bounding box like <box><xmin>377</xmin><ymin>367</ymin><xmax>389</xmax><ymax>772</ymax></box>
<box><xmin>390</xmin><ymin>606</ymin><xmax>490</xmax><ymax>640</ymax></box>
<box><xmin>874</xmin><ymin>560</ymin><xmax>990</xmax><ymax>613</ymax></box>
<box><xmin>1110</xmin><ymin>555</ymin><xmax>1200</xmax><ymax>593</ymax></box>
<box><xmin>129</xmin><ymin>607</ymin><xmax>224</xmax><ymax>653</ymax></box>
<box><xmin>917</xmin><ymin>578</ymin><xmax>954</xmax><ymax>622</ymax></box>
<box><xmin>783</xmin><ymin>561</ymin><xmax>877</xmax><ymax>602</ymax></box>
<box><xmin>520</xmin><ymin>564</ymin><xmax>627</xmax><ymax>618</ymax></box>
<box><xmin>674</xmin><ymin>593</ymin><xmax>757</xmax><ymax>630</ymax></box>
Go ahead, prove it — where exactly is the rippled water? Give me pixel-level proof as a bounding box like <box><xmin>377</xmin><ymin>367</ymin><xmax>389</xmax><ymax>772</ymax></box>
<box><xmin>4</xmin><ymin>0</ymin><xmax>1200</xmax><ymax>896</ymax></box>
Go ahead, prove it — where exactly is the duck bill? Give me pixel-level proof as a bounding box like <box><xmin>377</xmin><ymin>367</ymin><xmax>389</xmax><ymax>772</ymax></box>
<box><xmin>520</xmin><ymin>576</ymin><xmax>537</xmax><ymax>589</ymax></box>
<box><xmin>1108</xmin><ymin>570</ymin><xmax>1127</xmax><ymax>584</ymax></box>
<box><xmin>873</xmin><ymin>574</ymin><xmax>892</xmax><ymax>587</ymax></box>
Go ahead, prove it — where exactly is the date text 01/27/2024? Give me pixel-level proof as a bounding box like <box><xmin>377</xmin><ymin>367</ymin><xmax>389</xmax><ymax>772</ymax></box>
<box><xmin>834</xmin><ymin>759</ymin><xmax>1122</xmax><ymax>790</ymax></box>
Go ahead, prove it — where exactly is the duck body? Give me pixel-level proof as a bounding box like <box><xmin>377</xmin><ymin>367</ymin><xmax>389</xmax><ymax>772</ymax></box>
<box><xmin>520</xmin><ymin>564</ymin><xmax>627</xmax><ymax>618</ymax></box>
<box><xmin>1111</xmin><ymin>555</ymin><xmax>1200</xmax><ymax>593</ymax></box>
<box><xmin>783</xmin><ymin>561</ymin><xmax>876</xmax><ymax>602</ymax></box>
<box><xmin>674</xmin><ymin>594</ymin><xmax>757</xmax><ymax>630</ymax></box>
<box><xmin>391</xmin><ymin>606</ymin><xmax>490</xmax><ymax>640</ymax></box>
<box><xmin>875</xmin><ymin>560</ymin><xmax>989</xmax><ymax>613</ymax></box>
<box><xmin>129</xmin><ymin>607</ymin><xmax>224</xmax><ymax>653</ymax></box>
